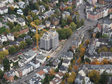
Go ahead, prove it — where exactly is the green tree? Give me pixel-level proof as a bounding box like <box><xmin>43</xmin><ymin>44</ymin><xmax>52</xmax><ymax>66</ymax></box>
<box><xmin>19</xmin><ymin>41</ymin><xmax>27</xmax><ymax>49</ymax></box>
<box><xmin>61</xmin><ymin>19</ymin><xmax>67</xmax><ymax>27</ymax></box>
<box><xmin>57</xmin><ymin>28</ymin><xmax>72</xmax><ymax>40</ymax></box>
<box><xmin>99</xmin><ymin>71</ymin><xmax>109</xmax><ymax>84</ymax></box>
<box><xmin>8</xmin><ymin>46</ymin><xmax>17</xmax><ymax>54</ymax></box>
<box><xmin>70</xmin><ymin>22</ymin><xmax>77</xmax><ymax>31</ymax></box>
<box><xmin>3</xmin><ymin>58</ymin><xmax>10</xmax><ymax>71</ymax></box>
<box><xmin>26</xmin><ymin>39</ymin><xmax>33</xmax><ymax>46</ymax></box>
<box><xmin>88</xmin><ymin>70</ymin><xmax>100</xmax><ymax>84</ymax></box>
<box><xmin>0</xmin><ymin>70</ymin><xmax>4</xmax><ymax>79</ymax></box>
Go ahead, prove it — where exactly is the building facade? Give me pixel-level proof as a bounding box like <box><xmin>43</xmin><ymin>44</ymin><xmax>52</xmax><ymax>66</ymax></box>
<box><xmin>40</xmin><ymin>30</ymin><xmax>59</xmax><ymax>51</ymax></box>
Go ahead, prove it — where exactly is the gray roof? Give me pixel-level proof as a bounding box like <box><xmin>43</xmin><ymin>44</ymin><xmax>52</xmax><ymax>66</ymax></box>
<box><xmin>82</xmin><ymin>64</ymin><xmax>112</xmax><ymax>70</ymax></box>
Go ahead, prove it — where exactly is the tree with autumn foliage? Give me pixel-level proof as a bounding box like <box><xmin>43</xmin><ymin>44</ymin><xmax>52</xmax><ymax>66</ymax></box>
<box><xmin>67</xmin><ymin>72</ymin><xmax>76</xmax><ymax>84</ymax></box>
<box><xmin>49</xmin><ymin>68</ymin><xmax>55</xmax><ymax>75</ymax></box>
<box><xmin>74</xmin><ymin>65</ymin><xmax>78</xmax><ymax>71</ymax></box>
<box><xmin>101</xmin><ymin>58</ymin><xmax>108</xmax><ymax>64</ymax></box>
<box><xmin>77</xmin><ymin>57</ymin><xmax>81</xmax><ymax>64</ymax></box>
<box><xmin>91</xmin><ymin>59</ymin><xmax>100</xmax><ymax>65</ymax></box>
<box><xmin>85</xmin><ymin>39</ymin><xmax>90</xmax><ymax>45</ymax></box>
<box><xmin>88</xmin><ymin>70</ymin><xmax>100</xmax><ymax>84</ymax></box>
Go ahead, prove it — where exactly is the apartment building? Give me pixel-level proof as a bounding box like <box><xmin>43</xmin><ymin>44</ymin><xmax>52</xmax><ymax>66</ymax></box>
<box><xmin>40</xmin><ymin>30</ymin><xmax>59</xmax><ymax>51</ymax></box>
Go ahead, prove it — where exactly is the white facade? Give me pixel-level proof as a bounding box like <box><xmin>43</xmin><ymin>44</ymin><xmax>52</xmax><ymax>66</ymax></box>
<box><xmin>18</xmin><ymin>64</ymin><xmax>33</xmax><ymax>77</ymax></box>
<box><xmin>7</xmin><ymin>33</ymin><xmax>14</xmax><ymax>41</ymax></box>
<box><xmin>30</xmin><ymin>62</ymin><xmax>40</xmax><ymax>69</ymax></box>
<box><xmin>0</xmin><ymin>35</ymin><xmax>7</xmax><ymax>43</ymax></box>
<box><xmin>0</xmin><ymin>6</ymin><xmax>8</xmax><ymax>14</ymax></box>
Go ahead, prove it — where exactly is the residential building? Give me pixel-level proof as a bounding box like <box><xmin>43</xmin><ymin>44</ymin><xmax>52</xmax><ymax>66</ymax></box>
<box><xmin>39</xmin><ymin>5</ymin><xmax>45</xmax><ymax>12</ymax></box>
<box><xmin>18</xmin><ymin>64</ymin><xmax>33</xmax><ymax>77</ymax></box>
<box><xmin>4</xmin><ymin>70</ymin><xmax>18</xmax><ymax>82</ymax></box>
<box><xmin>40</xmin><ymin>30</ymin><xmax>59</xmax><ymax>51</ymax></box>
<box><xmin>0</xmin><ymin>35</ymin><xmax>7</xmax><ymax>43</ymax></box>
<box><xmin>50</xmin><ymin>77</ymin><xmax>62</xmax><ymax>84</ymax></box>
<box><xmin>0</xmin><ymin>6</ymin><xmax>8</xmax><ymax>14</ymax></box>
<box><xmin>7</xmin><ymin>33</ymin><xmax>14</xmax><ymax>41</ymax></box>
<box><xmin>36</xmin><ymin>54</ymin><xmax>46</xmax><ymax>64</ymax></box>
<box><xmin>16</xmin><ymin>18</ymin><xmax>26</xmax><ymax>26</ymax></box>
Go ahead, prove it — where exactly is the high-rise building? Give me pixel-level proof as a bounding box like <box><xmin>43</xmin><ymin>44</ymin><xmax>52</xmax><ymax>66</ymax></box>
<box><xmin>39</xmin><ymin>30</ymin><xmax>59</xmax><ymax>51</ymax></box>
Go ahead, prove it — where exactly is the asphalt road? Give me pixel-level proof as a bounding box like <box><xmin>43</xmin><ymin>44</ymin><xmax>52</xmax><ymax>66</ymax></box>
<box><xmin>12</xmin><ymin>3</ymin><xmax>97</xmax><ymax>84</ymax></box>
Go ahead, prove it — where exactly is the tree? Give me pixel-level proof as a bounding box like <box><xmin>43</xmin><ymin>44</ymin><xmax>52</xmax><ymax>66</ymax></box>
<box><xmin>69</xmin><ymin>22</ymin><xmax>77</xmax><ymax>31</ymax></box>
<box><xmin>67</xmin><ymin>72</ymin><xmax>76</xmax><ymax>84</ymax></box>
<box><xmin>61</xmin><ymin>19</ymin><xmax>67</xmax><ymax>27</ymax></box>
<box><xmin>77</xmin><ymin>57</ymin><xmax>81</xmax><ymax>64</ymax></box>
<box><xmin>99</xmin><ymin>71</ymin><xmax>109</xmax><ymax>84</ymax></box>
<box><xmin>101</xmin><ymin>58</ymin><xmax>108</xmax><ymax>64</ymax></box>
<box><xmin>80</xmin><ymin>47</ymin><xmax>86</xmax><ymax>57</ymax></box>
<box><xmin>85</xmin><ymin>58</ymin><xmax>91</xmax><ymax>64</ymax></box>
<box><xmin>85</xmin><ymin>39</ymin><xmax>90</xmax><ymax>45</ymax></box>
<box><xmin>80</xmin><ymin>19</ymin><xmax>84</xmax><ymax>26</ymax></box>
<box><xmin>8</xmin><ymin>46</ymin><xmax>17</xmax><ymax>54</ymax></box>
<box><xmin>0</xmin><ymin>50</ymin><xmax>9</xmax><ymax>59</ymax></box>
<box><xmin>3</xmin><ymin>57</ymin><xmax>10</xmax><ymax>71</ymax></box>
<box><xmin>19</xmin><ymin>41</ymin><xmax>27</xmax><ymax>49</ymax></box>
<box><xmin>26</xmin><ymin>39</ymin><xmax>33</xmax><ymax>46</ymax></box>
<box><xmin>68</xmin><ymin>65</ymin><xmax>72</xmax><ymax>72</ymax></box>
<box><xmin>56</xmin><ymin>28</ymin><xmax>72</xmax><ymax>40</ymax></box>
<box><xmin>88</xmin><ymin>70</ymin><xmax>100</xmax><ymax>84</ymax></box>
<box><xmin>74</xmin><ymin>65</ymin><xmax>78</xmax><ymax>71</ymax></box>
<box><xmin>0</xmin><ymin>70</ymin><xmax>4</xmax><ymax>79</ymax></box>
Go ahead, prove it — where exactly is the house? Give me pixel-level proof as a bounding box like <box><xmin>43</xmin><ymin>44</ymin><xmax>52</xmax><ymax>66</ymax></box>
<box><xmin>59</xmin><ymin>65</ymin><xmax>68</xmax><ymax>73</ymax></box>
<box><xmin>36</xmin><ymin>54</ymin><xmax>47</xmax><ymax>64</ymax></box>
<box><xmin>62</xmin><ymin>11</ymin><xmax>70</xmax><ymax>19</ymax></box>
<box><xmin>50</xmin><ymin>77</ymin><xmax>62</xmax><ymax>84</ymax></box>
<box><xmin>18</xmin><ymin>64</ymin><xmax>33</xmax><ymax>77</ymax></box>
<box><xmin>85</xmin><ymin>52</ymin><xmax>112</xmax><ymax>62</ymax></box>
<box><xmin>62</xmin><ymin>59</ymin><xmax>70</xmax><ymax>67</ymax></box>
<box><xmin>32</xmin><ymin>10</ymin><xmax>39</xmax><ymax>15</ymax></box>
<box><xmin>7</xmin><ymin>33</ymin><xmax>14</xmax><ymax>41</ymax></box>
<box><xmin>52</xmin><ymin>59</ymin><xmax>60</xmax><ymax>69</ymax></box>
<box><xmin>18</xmin><ymin>50</ymin><xmax>37</xmax><ymax>67</ymax></box>
<box><xmin>8</xmin><ymin>0</ymin><xmax>14</xmax><ymax>3</ymax></box>
<box><xmin>24</xmin><ymin>35</ymin><xmax>31</xmax><ymax>40</ymax></box>
<box><xmin>82</xmin><ymin>64</ymin><xmax>112</xmax><ymax>74</ymax></box>
<box><xmin>0</xmin><ymin>64</ymin><xmax>4</xmax><ymax>71</ymax></box>
<box><xmin>30</xmin><ymin>59</ymin><xmax>40</xmax><ymax>69</ymax></box>
<box><xmin>76</xmin><ymin>0</ymin><xmax>83</xmax><ymax>7</ymax></box>
<box><xmin>36</xmin><ymin>70</ymin><xmax>46</xmax><ymax>79</ymax></box>
<box><xmin>0</xmin><ymin>6</ymin><xmax>8</xmax><ymax>14</ymax></box>
<box><xmin>38</xmin><ymin>25</ymin><xmax>46</xmax><ymax>30</ymax></box>
<box><xmin>44</xmin><ymin>10</ymin><xmax>55</xmax><ymax>18</ymax></box>
<box><xmin>29</xmin><ymin>75</ymin><xmax>42</xmax><ymax>84</ymax></box>
<box><xmin>61</xmin><ymin>51</ymin><xmax>73</xmax><ymax>60</ymax></box>
<box><xmin>7</xmin><ymin>14</ymin><xmax>17</xmax><ymax>22</ymax></box>
<box><xmin>8</xmin><ymin>3</ymin><xmax>19</xmax><ymax>8</ymax></box>
<box><xmin>55</xmin><ymin>72</ymin><xmax>64</xmax><ymax>79</ymax></box>
<box><xmin>4</xmin><ymin>70</ymin><xmax>18</xmax><ymax>82</ymax></box>
<box><xmin>39</xmin><ymin>5</ymin><xmax>45</xmax><ymax>12</ymax></box>
<box><xmin>87</xmin><ymin>0</ymin><xmax>97</xmax><ymax>5</ymax></box>
<box><xmin>16</xmin><ymin>28</ymin><xmax>29</xmax><ymax>37</ymax></box>
<box><xmin>60</xmin><ymin>2</ymin><xmax>67</xmax><ymax>10</ymax></box>
<box><xmin>52</xmin><ymin>17</ymin><xmax>59</xmax><ymax>26</ymax></box>
<box><xmin>17</xmin><ymin>9</ymin><xmax>23</xmax><ymax>15</ymax></box>
<box><xmin>103</xmin><ymin>17</ymin><xmax>112</xmax><ymax>29</ymax></box>
<box><xmin>67</xmin><ymin>0</ymin><xmax>73</xmax><ymax>6</ymax></box>
<box><xmin>18</xmin><ymin>1</ymin><xmax>25</xmax><ymax>9</ymax></box>
<box><xmin>16</xmin><ymin>18</ymin><xmax>26</xmax><ymax>26</ymax></box>
<box><xmin>0</xmin><ymin>35</ymin><xmax>7</xmax><ymax>43</ymax></box>
<box><xmin>45</xmin><ymin>21</ymin><xmax>51</xmax><ymax>28</ymax></box>
<box><xmin>51</xmin><ymin>0</ymin><xmax>58</xmax><ymax>4</ymax></box>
